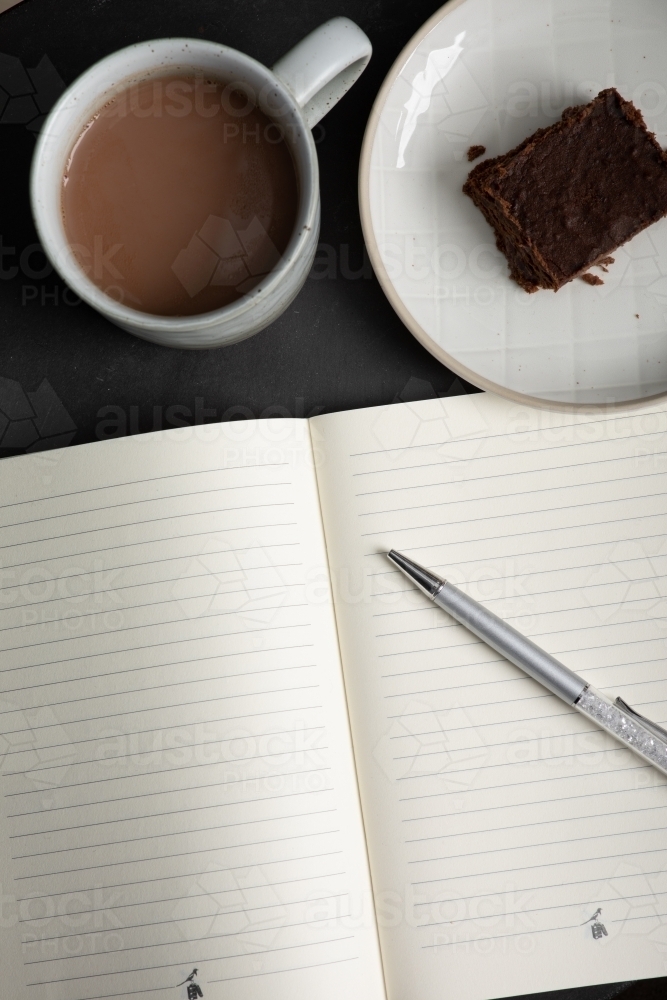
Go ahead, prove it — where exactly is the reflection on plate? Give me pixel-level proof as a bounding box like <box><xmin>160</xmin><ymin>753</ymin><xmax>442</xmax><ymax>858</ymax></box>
<box><xmin>360</xmin><ymin>0</ymin><xmax>667</xmax><ymax>406</ymax></box>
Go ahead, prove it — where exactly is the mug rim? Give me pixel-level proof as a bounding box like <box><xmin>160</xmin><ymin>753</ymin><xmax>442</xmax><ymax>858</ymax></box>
<box><xmin>30</xmin><ymin>37</ymin><xmax>318</xmax><ymax>333</ymax></box>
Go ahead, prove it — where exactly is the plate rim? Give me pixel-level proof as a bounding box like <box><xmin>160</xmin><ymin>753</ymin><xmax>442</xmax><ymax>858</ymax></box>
<box><xmin>358</xmin><ymin>0</ymin><xmax>667</xmax><ymax>413</ymax></box>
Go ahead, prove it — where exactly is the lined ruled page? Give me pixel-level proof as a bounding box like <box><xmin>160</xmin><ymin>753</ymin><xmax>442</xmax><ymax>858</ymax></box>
<box><xmin>0</xmin><ymin>422</ymin><xmax>385</xmax><ymax>1000</ymax></box>
<box><xmin>313</xmin><ymin>393</ymin><xmax>667</xmax><ymax>1000</ymax></box>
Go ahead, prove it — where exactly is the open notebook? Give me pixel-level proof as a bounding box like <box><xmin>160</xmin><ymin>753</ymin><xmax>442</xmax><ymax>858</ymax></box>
<box><xmin>1</xmin><ymin>391</ymin><xmax>666</xmax><ymax>1000</ymax></box>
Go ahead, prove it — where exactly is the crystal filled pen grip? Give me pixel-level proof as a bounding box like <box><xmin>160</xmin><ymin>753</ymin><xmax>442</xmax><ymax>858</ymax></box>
<box><xmin>575</xmin><ymin>686</ymin><xmax>667</xmax><ymax>775</ymax></box>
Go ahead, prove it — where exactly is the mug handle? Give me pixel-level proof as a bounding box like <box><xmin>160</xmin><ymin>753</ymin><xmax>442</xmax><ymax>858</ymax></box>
<box><xmin>273</xmin><ymin>16</ymin><xmax>372</xmax><ymax>129</ymax></box>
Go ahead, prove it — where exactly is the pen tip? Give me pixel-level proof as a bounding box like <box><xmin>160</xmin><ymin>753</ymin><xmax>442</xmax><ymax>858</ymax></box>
<box><xmin>384</xmin><ymin>550</ymin><xmax>444</xmax><ymax>597</ymax></box>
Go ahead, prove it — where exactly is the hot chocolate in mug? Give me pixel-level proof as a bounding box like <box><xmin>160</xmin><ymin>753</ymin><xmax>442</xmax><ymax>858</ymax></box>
<box><xmin>31</xmin><ymin>18</ymin><xmax>371</xmax><ymax>349</ymax></box>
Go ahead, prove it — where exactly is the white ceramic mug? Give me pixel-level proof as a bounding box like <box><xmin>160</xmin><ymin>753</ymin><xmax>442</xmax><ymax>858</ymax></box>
<box><xmin>30</xmin><ymin>18</ymin><xmax>371</xmax><ymax>349</ymax></box>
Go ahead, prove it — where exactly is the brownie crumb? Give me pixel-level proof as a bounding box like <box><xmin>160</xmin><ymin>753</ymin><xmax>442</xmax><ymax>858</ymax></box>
<box><xmin>466</xmin><ymin>144</ymin><xmax>486</xmax><ymax>162</ymax></box>
<box><xmin>635</xmin><ymin>313</ymin><xmax>640</xmax><ymax>318</ymax></box>
<box><xmin>581</xmin><ymin>273</ymin><xmax>604</xmax><ymax>285</ymax></box>
<box><xmin>598</xmin><ymin>256</ymin><xmax>615</xmax><ymax>266</ymax></box>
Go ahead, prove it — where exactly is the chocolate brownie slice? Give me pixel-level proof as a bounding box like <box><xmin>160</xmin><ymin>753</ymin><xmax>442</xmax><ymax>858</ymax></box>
<box><xmin>463</xmin><ymin>88</ymin><xmax>667</xmax><ymax>292</ymax></box>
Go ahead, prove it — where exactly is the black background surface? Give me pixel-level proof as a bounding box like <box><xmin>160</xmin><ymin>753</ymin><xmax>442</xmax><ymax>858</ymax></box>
<box><xmin>0</xmin><ymin>1</ymin><xmax>664</xmax><ymax>997</ymax></box>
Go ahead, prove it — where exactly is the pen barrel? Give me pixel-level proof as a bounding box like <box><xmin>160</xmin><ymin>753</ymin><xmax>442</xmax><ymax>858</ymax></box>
<box><xmin>433</xmin><ymin>582</ymin><xmax>586</xmax><ymax>705</ymax></box>
<box><xmin>575</xmin><ymin>685</ymin><xmax>667</xmax><ymax>776</ymax></box>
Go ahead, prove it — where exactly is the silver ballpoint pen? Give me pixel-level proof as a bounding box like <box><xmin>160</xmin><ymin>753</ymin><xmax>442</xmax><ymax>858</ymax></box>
<box><xmin>387</xmin><ymin>550</ymin><xmax>667</xmax><ymax>778</ymax></box>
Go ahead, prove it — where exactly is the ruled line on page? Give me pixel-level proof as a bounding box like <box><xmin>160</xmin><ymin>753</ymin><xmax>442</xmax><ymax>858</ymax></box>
<box><xmin>0</xmin><ymin>504</ymin><xmax>297</xmax><ymax>552</ymax></box>
<box><xmin>3</xmin><ymin>727</ymin><xmax>327</xmax><ymax>777</ymax></box>
<box><xmin>14</xmin><ymin>848</ymin><xmax>346</xmax><ymax>898</ymax></box>
<box><xmin>26</xmin><ymin>891</ymin><xmax>351</xmax><ymax>944</ymax></box>
<box><xmin>3</xmin><ymin>714</ymin><xmax>322</xmax><ymax>763</ymax></box>
<box><xmin>0</xmin><ymin>634</ymin><xmax>314</xmax><ymax>678</ymax></box>
<box><xmin>360</xmin><ymin>489</ymin><xmax>667</xmax><ymax>537</ymax></box>
<box><xmin>365</xmin><ymin>527</ymin><xmax>667</xmax><ymax>576</ymax></box>
<box><xmin>4</xmin><ymin>743</ymin><xmax>328</xmax><ymax>798</ymax></box>
<box><xmin>2</xmin><ymin>702</ymin><xmax>322</xmax><ymax>759</ymax></box>
<box><xmin>0</xmin><ymin>631</ymin><xmax>313</xmax><ymax>694</ymax></box>
<box><xmin>0</xmin><ymin>558</ymin><xmax>304</xmax><ymax>607</ymax></box>
<box><xmin>0</xmin><ymin>462</ymin><xmax>291</xmax><ymax>512</ymax></box>
<box><xmin>11</xmin><ymin>782</ymin><xmax>332</xmax><ymax>838</ymax></box>
<box><xmin>347</xmin><ymin>411</ymin><xmax>665</xmax><ymax>457</ymax></box>
<box><xmin>355</xmin><ymin>448</ymin><xmax>667</xmax><ymax>496</ymax></box>
<box><xmin>382</xmin><ymin>666</ymin><xmax>667</xmax><ymax>699</ymax></box>
<box><xmin>25</xmin><ymin>917</ymin><xmax>355</xmax><ymax>966</ymax></box>
<box><xmin>383</xmin><ymin>650</ymin><xmax>667</xmax><ymax>682</ymax></box>
<box><xmin>395</xmin><ymin>745</ymin><xmax>648</xmax><ymax>782</ymax></box>
<box><xmin>13</xmin><ymin>826</ymin><xmax>343</xmax><ymax>879</ymax></box>
<box><xmin>350</xmin><ymin>427</ymin><xmax>667</xmax><ymax>475</ymax></box>
<box><xmin>0</xmin><ymin>534</ymin><xmax>301</xmax><ymax>573</ymax></box>
<box><xmin>13</xmin><ymin>809</ymin><xmax>338</xmax><ymax>860</ymax></box>
<box><xmin>0</xmin><ymin>662</ymin><xmax>317</xmax><ymax>721</ymax></box>
<box><xmin>10</xmin><ymin>778</ymin><xmax>333</xmax><ymax>828</ymax></box>
<box><xmin>210</xmin><ymin>954</ymin><xmax>358</xmax><ymax>985</ymax></box>
<box><xmin>1</xmin><ymin>618</ymin><xmax>311</xmax><ymax>662</ymax></box>
<box><xmin>358</xmin><ymin>468</ymin><xmax>667</xmax><ymax>515</ymax></box>
<box><xmin>1</xmin><ymin>683</ymin><xmax>321</xmax><ymax>741</ymax></box>
<box><xmin>372</xmin><ymin>567</ymin><xmax>667</xmax><ymax>609</ymax></box>
<box><xmin>0</xmin><ymin>602</ymin><xmax>308</xmax><ymax>653</ymax></box>
<box><xmin>375</xmin><ymin>600</ymin><xmax>667</xmax><ymax>640</ymax></box>
<box><xmin>3</xmin><ymin>738</ymin><xmax>328</xmax><ymax>802</ymax></box>
<box><xmin>381</xmin><ymin>622</ymin><xmax>657</xmax><ymax>666</ymax></box>
<box><xmin>0</xmin><ymin>593</ymin><xmax>307</xmax><ymax>638</ymax></box>
<box><xmin>408</xmin><ymin>845</ymin><xmax>667</xmax><ymax>888</ymax></box>
<box><xmin>403</xmin><ymin>803</ymin><xmax>667</xmax><ymax>844</ymax></box>
<box><xmin>1</xmin><ymin>481</ymin><xmax>294</xmax><ymax>532</ymax></box>
<box><xmin>424</xmin><ymin>890</ymin><xmax>667</xmax><ymax>930</ymax></box>
<box><xmin>25</xmin><ymin>935</ymin><xmax>357</xmax><ymax>986</ymax></box>
<box><xmin>63</xmin><ymin>954</ymin><xmax>358</xmax><ymax>1000</ymax></box>
<box><xmin>398</xmin><ymin>762</ymin><xmax>654</xmax><ymax>805</ymax></box>
<box><xmin>408</xmin><ymin>810</ymin><xmax>662</xmax><ymax>865</ymax></box>
<box><xmin>392</xmin><ymin>727</ymin><xmax>600</xmax><ymax>761</ymax></box>
<box><xmin>0</xmin><ymin>566</ymin><xmax>303</xmax><ymax>618</ymax></box>
<box><xmin>419</xmin><ymin>912</ymin><xmax>667</xmax><ymax>949</ymax></box>
<box><xmin>384</xmin><ymin>680</ymin><xmax>665</xmax><ymax>728</ymax></box>
<box><xmin>413</xmin><ymin>869</ymin><xmax>667</xmax><ymax>906</ymax></box>
<box><xmin>402</xmin><ymin>784</ymin><xmax>654</xmax><ymax>822</ymax></box>
<box><xmin>6</xmin><ymin>752</ymin><xmax>329</xmax><ymax>792</ymax></box>
<box><xmin>16</xmin><ymin>867</ymin><xmax>347</xmax><ymax>909</ymax></box>
<box><xmin>362</xmin><ymin>509</ymin><xmax>665</xmax><ymax>555</ymax></box>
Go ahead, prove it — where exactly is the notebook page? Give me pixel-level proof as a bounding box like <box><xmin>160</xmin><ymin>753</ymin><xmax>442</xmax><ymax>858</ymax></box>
<box><xmin>0</xmin><ymin>421</ymin><xmax>385</xmax><ymax>1000</ymax></box>
<box><xmin>312</xmin><ymin>393</ymin><xmax>667</xmax><ymax>1000</ymax></box>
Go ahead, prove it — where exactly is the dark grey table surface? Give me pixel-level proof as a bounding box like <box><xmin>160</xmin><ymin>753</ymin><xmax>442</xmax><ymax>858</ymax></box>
<box><xmin>0</xmin><ymin>1</ymin><xmax>664</xmax><ymax>997</ymax></box>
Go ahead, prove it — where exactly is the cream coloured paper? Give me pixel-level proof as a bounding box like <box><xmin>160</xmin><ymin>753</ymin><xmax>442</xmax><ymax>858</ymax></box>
<box><xmin>0</xmin><ymin>421</ymin><xmax>385</xmax><ymax>1000</ymax></box>
<box><xmin>313</xmin><ymin>392</ymin><xmax>667</xmax><ymax>1000</ymax></box>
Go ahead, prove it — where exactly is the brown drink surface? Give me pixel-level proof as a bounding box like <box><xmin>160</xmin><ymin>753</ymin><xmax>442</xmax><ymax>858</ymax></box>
<box><xmin>62</xmin><ymin>76</ymin><xmax>299</xmax><ymax>316</ymax></box>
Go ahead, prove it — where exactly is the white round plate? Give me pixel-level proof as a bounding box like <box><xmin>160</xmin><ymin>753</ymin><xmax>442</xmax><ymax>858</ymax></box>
<box><xmin>360</xmin><ymin>0</ymin><xmax>667</xmax><ymax>407</ymax></box>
